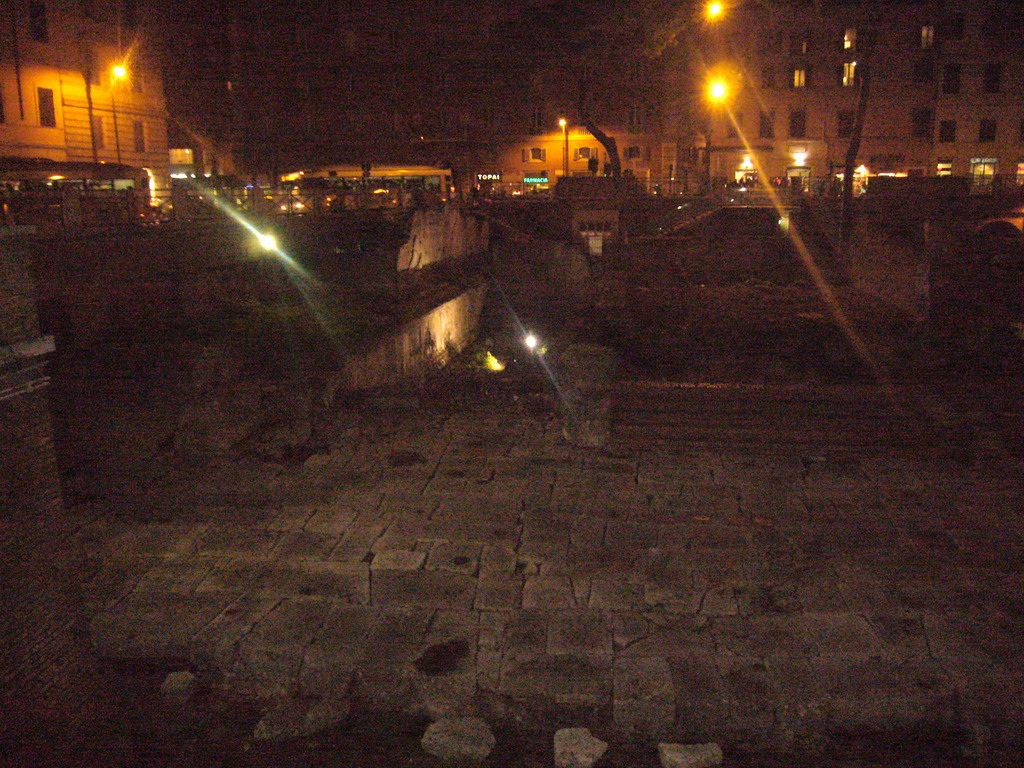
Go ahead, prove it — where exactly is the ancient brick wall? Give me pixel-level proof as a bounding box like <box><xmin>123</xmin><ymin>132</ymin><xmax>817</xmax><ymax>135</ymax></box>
<box><xmin>1</xmin><ymin>229</ymin><xmax>64</xmax><ymax>519</ymax></box>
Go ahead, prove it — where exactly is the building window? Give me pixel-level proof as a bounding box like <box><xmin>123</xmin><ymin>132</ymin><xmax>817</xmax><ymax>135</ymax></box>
<box><xmin>628</xmin><ymin>105</ymin><xmax>644</xmax><ymax>133</ymax></box>
<box><xmin>1017</xmin><ymin>162</ymin><xmax>1024</xmax><ymax>186</ymax></box>
<box><xmin>624</xmin><ymin>145</ymin><xmax>643</xmax><ymax>160</ymax></box>
<box><xmin>939</xmin><ymin>120</ymin><xmax>956</xmax><ymax>143</ymax></box>
<box><xmin>837</xmin><ymin>110</ymin><xmax>855</xmax><ymax>138</ymax></box>
<box><xmin>1020</xmin><ymin>119</ymin><xmax>1024</xmax><ymax>142</ymax></box>
<box><xmin>983</xmin><ymin>62</ymin><xmax>1002</xmax><ymax>93</ymax></box>
<box><xmin>758</xmin><ymin>111</ymin><xmax>774</xmax><ymax>139</ymax></box>
<box><xmin>0</xmin><ymin>83</ymin><xmax>4</xmax><ymax>124</ymax></box>
<box><xmin>37</xmin><ymin>87</ymin><xmax>55</xmax><ymax>127</ymax></box>
<box><xmin>133</xmin><ymin>120</ymin><xmax>145</xmax><ymax>153</ymax></box>
<box><xmin>28</xmin><ymin>2</ymin><xmax>48</xmax><ymax>42</ymax></box>
<box><xmin>761</xmin><ymin>65</ymin><xmax>775</xmax><ymax>89</ymax></box>
<box><xmin>91</xmin><ymin>115</ymin><xmax>104</xmax><ymax>148</ymax></box>
<box><xmin>727</xmin><ymin>112</ymin><xmax>743</xmax><ymax>138</ymax></box>
<box><xmin>789</xmin><ymin>109</ymin><xmax>806</xmax><ymax>139</ymax></box>
<box><xmin>942</xmin><ymin>64</ymin><xmax>961</xmax><ymax>94</ymax></box>
<box><xmin>574</xmin><ymin>146</ymin><xmax>594</xmax><ymax>161</ymax></box>
<box><xmin>913</xmin><ymin>58</ymin><xmax>935</xmax><ymax>83</ymax></box>
<box><xmin>971</xmin><ymin>159</ymin><xmax>995</xmax><ymax>192</ymax></box>
<box><xmin>530</xmin><ymin>107</ymin><xmax>543</xmax><ymax>134</ymax></box>
<box><xmin>841</xmin><ymin>62</ymin><xmax>857</xmax><ymax>87</ymax></box>
<box><xmin>792</xmin><ymin>67</ymin><xmax>808</xmax><ymax>88</ymax></box>
<box><xmin>921</xmin><ymin>25</ymin><xmax>935</xmax><ymax>49</ymax></box>
<box><xmin>789</xmin><ymin>34</ymin><xmax>809</xmax><ymax>56</ymax></box>
<box><xmin>523</xmin><ymin>147</ymin><xmax>546</xmax><ymax>162</ymax></box>
<box><xmin>843</xmin><ymin>28</ymin><xmax>856</xmax><ymax>50</ymax></box>
<box><xmin>132</xmin><ymin>72</ymin><xmax>143</xmax><ymax>94</ymax></box>
<box><xmin>936</xmin><ymin>161</ymin><xmax>953</xmax><ymax>177</ymax></box>
<box><xmin>911</xmin><ymin>108</ymin><xmax>933</xmax><ymax>138</ymax></box>
<box><xmin>979</xmin><ymin>119</ymin><xmax>997</xmax><ymax>142</ymax></box>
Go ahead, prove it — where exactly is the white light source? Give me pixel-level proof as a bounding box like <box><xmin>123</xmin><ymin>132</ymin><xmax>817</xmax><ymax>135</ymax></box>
<box><xmin>257</xmin><ymin>232</ymin><xmax>278</xmax><ymax>250</ymax></box>
<box><xmin>793</xmin><ymin>152</ymin><xmax>808</xmax><ymax>166</ymax></box>
<box><xmin>524</xmin><ymin>334</ymin><xmax>538</xmax><ymax>350</ymax></box>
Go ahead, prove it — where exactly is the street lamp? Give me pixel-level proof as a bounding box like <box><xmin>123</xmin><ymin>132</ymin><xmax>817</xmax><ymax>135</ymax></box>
<box><xmin>110</xmin><ymin>63</ymin><xmax>127</xmax><ymax>163</ymax></box>
<box><xmin>706</xmin><ymin>1</ymin><xmax>724</xmax><ymax>20</ymax></box>
<box><xmin>559</xmin><ymin>118</ymin><xmax>568</xmax><ymax>178</ymax></box>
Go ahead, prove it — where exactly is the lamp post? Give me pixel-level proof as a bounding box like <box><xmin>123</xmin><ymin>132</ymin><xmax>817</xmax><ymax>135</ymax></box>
<box><xmin>704</xmin><ymin>78</ymin><xmax>728</xmax><ymax>191</ymax></box>
<box><xmin>559</xmin><ymin>118</ymin><xmax>568</xmax><ymax>178</ymax></box>
<box><xmin>111</xmin><ymin>64</ymin><xmax>126</xmax><ymax>163</ymax></box>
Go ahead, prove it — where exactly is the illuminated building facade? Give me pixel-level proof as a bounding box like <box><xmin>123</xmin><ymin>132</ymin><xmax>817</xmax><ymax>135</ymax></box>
<box><xmin>156</xmin><ymin>0</ymin><xmax>670</xmax><ymax>193</ymax></box>
<box><xmin>0</xmin><ymin>0</ymin><xmax>168</xmax><ymax>188</ymax></box>
<box><xmin>670</xmin><ymin>0</ymin><xmax>1024</xmax><ymax>193</ymax></box>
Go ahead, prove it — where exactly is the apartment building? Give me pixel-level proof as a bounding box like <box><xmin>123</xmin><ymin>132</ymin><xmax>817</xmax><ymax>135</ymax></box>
<box><xmin>0</xmin><ymin>0</ymin><xmax>168</xmax><ymax>188</ymax></box>
<box><xmin>671</xmin><ymin>0</ymin><xmax>1024</xmax><ymax>192</ymax></box>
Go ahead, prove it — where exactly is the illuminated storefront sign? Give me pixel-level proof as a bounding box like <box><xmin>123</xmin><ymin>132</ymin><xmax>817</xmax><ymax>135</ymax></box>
<box><xmin>476</xmin><ymin>172</ymin><xmax>501</xmax><ymax>181</ymax></box>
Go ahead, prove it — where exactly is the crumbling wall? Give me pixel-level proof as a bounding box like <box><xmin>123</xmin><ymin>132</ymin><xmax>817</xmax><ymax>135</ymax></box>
<box><xmin>325</xmin><ymin>282</ymin><xmax>488</xmax><ymax>399</ymax></box>
<box><xmin>396</xmin><ymin>205</ymin><xmax>490</xmax><ymax>271</ymax></box>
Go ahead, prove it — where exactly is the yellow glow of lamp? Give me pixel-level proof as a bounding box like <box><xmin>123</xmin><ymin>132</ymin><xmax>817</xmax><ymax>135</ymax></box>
<box><xmin>112</xmin><ymin>64</ymin><xmax>127</xmax><ymax>80</ymax></box>
<box><xmin>706</xmin><ymin>1</ymin><xmax>724</xmax><ymax>19</ymax></box>
<box><xmin>708</xmin><ymin>80</ymin><xmax>728</xmax><ymax>102</ymax></box>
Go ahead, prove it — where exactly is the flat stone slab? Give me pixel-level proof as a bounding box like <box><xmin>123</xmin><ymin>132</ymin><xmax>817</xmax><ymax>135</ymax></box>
<box><xmin>500</xmin><ymin>654</ymin><xmax>611</xmax><ymax>705</ymax></box>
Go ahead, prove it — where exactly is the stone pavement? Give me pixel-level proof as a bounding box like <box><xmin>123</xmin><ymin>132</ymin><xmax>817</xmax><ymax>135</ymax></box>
<box><xmin>82</xmin><ymin>381</ymin><xmax>1024</xmax><ymax>763</ymax></box>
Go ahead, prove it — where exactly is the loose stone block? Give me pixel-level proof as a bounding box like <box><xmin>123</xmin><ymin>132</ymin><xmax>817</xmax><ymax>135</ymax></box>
<box><xmin>554</xmin><ymin>727</ymin><xmax>608</xmax><ymax>768</ymax></box>
<box><xmin>421</xmin><ymin>717</ymin><xmax>496</xmax><ymax>762</ymax></box>
<box><xmin>658</xmin><ymin>742</ymin><xmax>723</xmax><ymax>768</ymax></box>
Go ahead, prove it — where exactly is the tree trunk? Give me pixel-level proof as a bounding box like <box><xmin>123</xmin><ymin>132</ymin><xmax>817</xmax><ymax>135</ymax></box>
<box><xmin>841</xmin><ymin>33</ymin><xmax>875</xmax><ymax>246</ymax></box>
<box><xmin>581</xmin><ymin>118</ymin><xmax>621</xmax><ymax>179</ymax></box>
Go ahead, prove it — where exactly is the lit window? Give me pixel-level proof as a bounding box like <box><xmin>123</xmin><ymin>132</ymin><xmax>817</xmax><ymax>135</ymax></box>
<box><xmin>792</xmin><ymin>68</ymin><xmax>807</xmax><ymax>88</ymax></box>
<box><xmin>842</xmin><ymin>62</ymin><xmax>857</xmax><ymax>87</ymax></box>
<box><xmin>1016</xmin><ymin>162</ymin><xmax>1024</xmax><ymax>186</ymax></box>
<box><xmin>921</xmin><ymin>25</ymin><xmax>935</xmax><ymax>49</ymax></box>
<box><xmin>574</xmin><ymin>147</ymin><xmax>594</xmax><ymax>161</ymax></box>
<box><xmin>843</xmin><ymin>28</ymin><xmax>856</xmax><ymax>50</ymax></box>
<box><xmin>936</xmin><ymin>162</ymin><xmax>953</xmax><ymax>177</ymax></box>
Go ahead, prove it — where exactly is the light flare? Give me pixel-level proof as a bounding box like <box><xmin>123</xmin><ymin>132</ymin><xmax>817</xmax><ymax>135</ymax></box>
<box><xmin>718</xmin><ymin>106</ymin><xmax>899</xmax><ymax>404</ymax></box>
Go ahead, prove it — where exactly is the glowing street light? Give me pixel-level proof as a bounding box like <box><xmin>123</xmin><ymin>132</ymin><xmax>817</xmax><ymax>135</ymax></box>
<box><xmin>706</xmin><ymin>1</ymin><xmax>724</xmax><ymax>20</ymax></box>
<box><xmin>257</xmin><ymin>232</ymin><xmax>278</xmax><ymax>251</ymax></box>
<box><xmin>708</xmin><ymin>79</ymin><xmax>728</xmax><ymax>103</ymax></box>
<box><xmin>524</xmin><ymin>333</ymin><xmax>538</xmax><ymax>351</ymax></box>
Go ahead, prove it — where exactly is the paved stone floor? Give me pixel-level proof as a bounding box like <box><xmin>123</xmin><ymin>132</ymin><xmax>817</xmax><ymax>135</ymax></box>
<box><xmin>65</xmin><ymin>373</ymin><xmax>1024</xmax><ymax>765</ymax></box>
